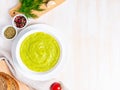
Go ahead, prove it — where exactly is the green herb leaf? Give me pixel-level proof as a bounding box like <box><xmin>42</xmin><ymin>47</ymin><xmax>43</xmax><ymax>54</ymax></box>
<box><xmin>18</xmin><ymin>0</ymin><xmax>48</xmax><ymax>18</ymax></box>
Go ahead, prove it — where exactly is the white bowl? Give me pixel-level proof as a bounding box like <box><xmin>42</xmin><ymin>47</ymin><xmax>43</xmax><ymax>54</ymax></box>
<box><xmin>1</xmin><ymin>25</ymin><xmax>17</xmax><ymax>40</ymax></box>
<box><xmin>11</xmin><ymin>24</ymin><xmax>67</xmax><ymax>81</ymax></box>
<box><xmin>12</xmin><ymin>14</ymin><xmax>28</xmax><ymax>30</ymax></box>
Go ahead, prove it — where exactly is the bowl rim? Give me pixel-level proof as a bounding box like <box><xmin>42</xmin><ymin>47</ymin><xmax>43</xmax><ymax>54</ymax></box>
<box><xmin>11</xmin><ymin>24</ymin><xmax>67</xmax><ymax>81</ymax></box>
<box><xmin>12</xmin><ymin>14</ymin><xmax>28</xmax><ymax>30</ymax></box>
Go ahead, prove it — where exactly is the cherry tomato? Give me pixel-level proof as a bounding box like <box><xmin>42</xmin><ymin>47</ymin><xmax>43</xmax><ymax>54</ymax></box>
<box><xmin>50</xmin><ymin>82</ymin><xmax>62</xmax><ymax>90</ymax></box>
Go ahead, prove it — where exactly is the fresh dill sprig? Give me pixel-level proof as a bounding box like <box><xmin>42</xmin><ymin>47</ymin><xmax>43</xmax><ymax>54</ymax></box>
<box><xmin>18</xmin><ymin>0</ymin><xmax>49</xmax><ymax>18</ymax></box>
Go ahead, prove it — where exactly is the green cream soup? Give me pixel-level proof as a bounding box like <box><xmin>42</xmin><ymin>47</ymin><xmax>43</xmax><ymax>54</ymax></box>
<box><xmin>20</xmin><ymin>32</ymin><xmax>60</xmax><ymax>72</ymax></box>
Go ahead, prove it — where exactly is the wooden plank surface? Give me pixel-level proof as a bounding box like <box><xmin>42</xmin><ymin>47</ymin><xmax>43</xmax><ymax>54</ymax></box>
<box><xmin>4</xmin><ymin>0</ymin><xmax>120</xmax><ymax>90</ymax></box>
<box><xmin>9</xmin><ymin>0</ymin><xmax>65</xmax><ymax>18</ymax></box>
<box><xmin>0</xmin><ymin>59</ymin><xmax>30</xmax><ymax>90</ymax></box>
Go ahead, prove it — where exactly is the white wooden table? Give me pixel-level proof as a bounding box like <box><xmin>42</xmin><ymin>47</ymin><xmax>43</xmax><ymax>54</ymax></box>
<box><xmin>1</xmin><ymin>0</ymin><xmax>120</xmax><ymax>90</ymax></box>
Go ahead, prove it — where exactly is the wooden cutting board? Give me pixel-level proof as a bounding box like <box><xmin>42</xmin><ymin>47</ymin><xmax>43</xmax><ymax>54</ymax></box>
<box><xmin>9</xmin><ymin>0</ymin><xmax>65</xmax><ymax>18</ymax></box>
<box><xmin>0</xmin><ymin>59</ymin><xmax>30</xmax><ymax>90</ymax></box>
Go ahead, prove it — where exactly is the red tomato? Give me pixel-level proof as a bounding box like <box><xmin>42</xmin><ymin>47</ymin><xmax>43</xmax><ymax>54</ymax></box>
<box><xmin>50</xmin><ymin>82</ymin><xmax>62</xmax><ymax>90</ymax></box>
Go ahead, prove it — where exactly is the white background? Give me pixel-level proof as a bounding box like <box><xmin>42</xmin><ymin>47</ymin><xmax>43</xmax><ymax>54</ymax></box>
<box><xmin>1</xmin><ymin>0</ymin><xmax>120</xmax><ymax>90</ymax></box>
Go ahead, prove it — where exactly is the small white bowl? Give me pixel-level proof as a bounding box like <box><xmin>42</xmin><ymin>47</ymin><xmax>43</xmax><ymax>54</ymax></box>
<box><xmin>12</xmin><ymin>14</ymin><xmax>28</xmax><ymax>30</ymax></box>
<box><xmin>1</xmin><ymin>25</ymin><xmax>17</xmax><ymax>40</ymax></box>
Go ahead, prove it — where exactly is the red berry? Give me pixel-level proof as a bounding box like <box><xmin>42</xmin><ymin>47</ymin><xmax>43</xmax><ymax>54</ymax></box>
<box><xmin>14</xmin><ymin>15</ymin><xmax>27</xmax><ymax>28</ymax></box>
<box><xmin>50</xmin><ymin>82</ymin><xmax>62</xmax><ymax>90</ymax></box>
